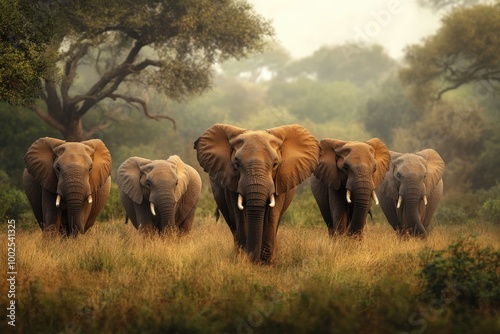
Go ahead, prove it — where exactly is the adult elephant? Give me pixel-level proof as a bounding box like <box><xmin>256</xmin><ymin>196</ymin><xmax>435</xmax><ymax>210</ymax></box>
<box><xmin>116</xmin><ymin>155</ymin><xmax>201</xmax><ymax>234</ymax></box>
<box><xmin>23</xmin><ymin>137</ymin><xmax>112</xmax><ymax>236</ymax></box>
<box><xmin>194</xmin><ymin>124</ymin><xmax>319</xmax><ymax>263</ymax></box>
<box><xmin>376</xmin><ymin>149</ymin><xmax>445</xmax><ymax>237</ymax></box>
<box><xmin>311</xmin><ymin>138</ymin><xmax>390</xmax><ymax>237</ymax></box>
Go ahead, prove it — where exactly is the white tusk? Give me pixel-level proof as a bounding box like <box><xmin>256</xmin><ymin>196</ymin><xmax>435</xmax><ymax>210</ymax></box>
<box><xmin>423</xmin><ymin>195</ymin><xmax>428</xmax><ymax>206</ymax></box>
<box><xmin>150</xmin><ymin>202</ymin><xmax>156</xmax><ymax>216</ymax></box>
<box><xmin>87</xmin><ymin>195</ymin><xmax>92</xmax><ymax>204</ymax></box>
<box><xmin>372</xmin><ymin>191</ymin><xmax>379</xmax><ymax>205</ymax></box>
<box><xmin>269</xmin><ymin>194</ymin><xmax>276</xmax><ymax>208</ymax></box>
<box><xmin>346</xmin><ymin>190</ymin><xmax>352</xmax><ymax>204</ymax></box>
<box><xmin>237</xmin><ymin>194</ymin><xmax>244</xmax><ymax>210</ymax></box>
<box><xmin>397</xmin><ymin>195</ymin><xmax>403</xmax><ymax>209</ymax></box>
<box><xmin>56</xmin><ymin>194</ymin><xmax>61</xmax><ymax>207</ymax></box>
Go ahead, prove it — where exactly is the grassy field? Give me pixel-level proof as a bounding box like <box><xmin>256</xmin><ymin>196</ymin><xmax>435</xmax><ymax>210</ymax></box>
<box><xmin>1</xmin><ymin>201</ymin><xmax>500</xmax><ymax>333</ymax></box>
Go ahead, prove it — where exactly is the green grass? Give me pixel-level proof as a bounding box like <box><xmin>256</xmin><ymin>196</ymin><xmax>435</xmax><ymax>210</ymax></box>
<box><xmin>1</xmin><ymin>201</ymin><xmax>500</xmax><ymax>333</ymax></box>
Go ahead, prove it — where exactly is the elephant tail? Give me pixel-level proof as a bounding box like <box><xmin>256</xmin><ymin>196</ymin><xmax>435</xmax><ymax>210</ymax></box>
<box><xmin>368</xmin><ymin>209</ymin><xmax>373</xmax><ymax>221</ymax></box>
<box><xmin>214</xmin><ymin>207</ymin><xmax>220</xmax><ymax>222</ymax></box>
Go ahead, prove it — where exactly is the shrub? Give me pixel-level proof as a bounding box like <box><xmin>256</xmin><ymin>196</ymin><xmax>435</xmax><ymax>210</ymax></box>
<box><xmin>479</xmin><ymin>197</ymin><xmax>500</xmax><ymax>224</ymax></box>
<box><xmin>0</xmin><ymin>170</ymin><xmax>31</xmax><ymax>220</ymax></box>
<box><xmin>417</xmin><ymin>236</ymin><xmax>500</xmax><ymax>310</ymax></box>
<box><xmin>98</xmin><ymin>182</ymin><xmax>125</xmax><ymax>221</ymax></box>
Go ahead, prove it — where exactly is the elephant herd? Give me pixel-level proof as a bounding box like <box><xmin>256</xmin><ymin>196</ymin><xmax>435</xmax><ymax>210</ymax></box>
<box><xmin>23</xmin><ymin>123</ymin><xmax>445</xmax><ymax>263</ymax></box>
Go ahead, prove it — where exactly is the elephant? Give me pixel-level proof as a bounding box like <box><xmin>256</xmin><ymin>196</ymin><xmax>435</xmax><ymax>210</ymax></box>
<box><xmin>311</xmin><ymin>138</ymin><xmax>391</xmax><ymax>237</ymax></box>
<box><xmin>376</xmin><ymin>149</ymin><xmax>445</xmax><ymax>237</ymax></box>
<box><xmin>116</xmin><ymin>155</ymin><xmax>202</xmax><ymax>234</ymax></box>
<box><xmin>23</xmin><ymin>137</ymin><xmax>112</xmax><ymax>236</ymax></box>
<box><xmin>194</xmin><ymin>123</ymin><xmax>319</xmax><ymax>263</ymax></box>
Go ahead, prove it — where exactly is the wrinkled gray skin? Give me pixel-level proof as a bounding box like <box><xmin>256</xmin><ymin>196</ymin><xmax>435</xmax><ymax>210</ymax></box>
<box><xmin>311</xmin><ymin>138</ymin><xmax>391</xmax><ymax>237</ymax></box>
<box><xmin>376</xmin><ymin>149</ymin><xmax>445</xmax><ymax>238</ymax></box>
<box><xmin>116</xmin><ymin>155</ymin><xmax>201</xmax><ymax>234</ymax></box>
<box><xmin>23</xmin><ymin>137</ymin><xmax>112</xmax><ymax>236</ymax></box>
<box><xmin>194</xmin><ymin>124</ymin><xmax>319</xmax><ymax>263</ymax></box>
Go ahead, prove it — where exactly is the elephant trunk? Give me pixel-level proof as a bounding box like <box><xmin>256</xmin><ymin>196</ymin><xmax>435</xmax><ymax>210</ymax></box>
<box><xmin>65</xmin><ymin>193</ymin><xmax>85</xmax><ymax>236</ymax></box>
<box><xmin>244</xmin><ymin>183</ymin><xmax>270</xmax><ymax>262</ymax></box>
<box><xmin>403</xmin><ymin>195</ymin><xmax>427</xmax><ymax>237</ymax></box>
<box><xmin>346</xmin><ymin>180</ymin><xmax>373</xmax><ymax>236</ymax></box>
<box><xmin>156</xmin><ymin>195</ymin><xmax>176</xmax><ymax>233</ymax></box>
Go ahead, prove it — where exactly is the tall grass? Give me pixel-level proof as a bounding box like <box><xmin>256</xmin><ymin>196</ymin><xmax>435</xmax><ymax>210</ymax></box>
<box><xmin>1</xmin><ymin>212</ymin><xmax>499</xmax><ymax>333</ymax></box>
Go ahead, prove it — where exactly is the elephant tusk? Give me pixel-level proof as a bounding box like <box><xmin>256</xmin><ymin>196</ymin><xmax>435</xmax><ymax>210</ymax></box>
<box><xmin>269</xmin><ymin>194</ymin><xmax>276</xmax><ymax>208</ymax></box>
<box><xmin>346</xmin><ymin>190</ymin><xmax>352</xmax><ymax>204</ymax></box>
<box><xmin>150</xmin><ymin>202</ymin><xmax>156</xmax><ymax>216</ymax></box>
<box><xmin>372</xmin><ymin>191</ymin><xmax>379</xmax><ymax>205</ymax></box>
<box><xmin>56</xmin><ymin>194</ymin><xmax>61</xmax><ymax>207</ymax></box>
<box><xmin>87</xmin><ymin>195</ymin><xmax>92</xmax><ymax>204</ymax></box>
<box><xmin>397</xmin><ymin>195</ymin><xmax>403</xmax><ymax>209</ymax></box>
<box><xmin>423</xmin><ymin>195</ymin><xmax>428</xmax><ymax>206</ymax></box>
<box><xmin>238</xmin><ymin>194</ymin><xmax>244</xmax><ymax>210</ymax></box>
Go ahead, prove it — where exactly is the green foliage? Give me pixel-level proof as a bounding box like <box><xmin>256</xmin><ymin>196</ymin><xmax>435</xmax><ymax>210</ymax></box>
<box><xmin>479</xmin><ymin>197</ymin><xmax>500</xmax><ymax>223</ymax></box>
<box><xmin>278</xmin><ymin>44</ymin><xmax>397</xmax><ymax>86</ymax></box>
<box><xmin>0</xmin><ymin>169</ymin><xmax>30</xmax><ymax>220</ymax></box>
<box><xmin>400</xmin><ymin>3</ymin><xmax>500</xmax><ymax>101</ymax></box>
<box><xmin>418</xmin><ymin>236</ymin><xmax>500</xmax><ymax>310</ymax></box>
<box><xmin>98</xmin><ymin>182</ymin><xmax>125</xmax><ymax>221</ymax></box>
<box><xmin>0</xmin><ymin>0</ymin><xmax>56</xmax><ymax>105</ymax></box>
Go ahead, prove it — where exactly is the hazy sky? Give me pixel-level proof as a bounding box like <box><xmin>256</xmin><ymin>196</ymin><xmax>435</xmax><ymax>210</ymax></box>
<box><xmin>249</xmin><ymin>0</ymin><xmax>442</xmax><ymax>60</ymax></box>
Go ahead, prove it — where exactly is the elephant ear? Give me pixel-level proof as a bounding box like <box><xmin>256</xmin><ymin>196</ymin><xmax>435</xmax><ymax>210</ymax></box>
<box><xmin>167</xmin><ymin>155</ymin><xmax>190</xmax><ymax>201</ymax></box>
<box><xmin>365</xmin><ymin>138</ymin><xmax>391</xmax><ymax>188</ymax></box>
<box><xmin>416</xmin><ymin>149</ymin><xmax>445</xmax><ymax>196</ymax></box>
<box><xmin>267</xmin><ymin>124</ymin><xmax>319</xmax><ymax>195</ymax></box>
<box><xmin>194</xmin><ymin>123</ymin><xmax>246</xmax><ymax>192</ymax></box>
<box><xmin>379</xmin><ymin>151</ymin><xmax>403</xmax><ymax>199</ymax></box>
<box><xmin>24</xmin><ymin>137</ymin><xmax>65</xmax><ymax>192</ymax></box>
<box><xmin>117</xmin><ymin>157</ymin><xmax>151</xmax><ymax>204</ymax></box>
<box><xmin>82</xmin><ymin>139</ymin><xmax>112</xmax><ymax>192</ymax></box>
<box><xmin>313</xmin><ymin>138</ymin><xmax>347</xmax><ymax>190</ymax></box>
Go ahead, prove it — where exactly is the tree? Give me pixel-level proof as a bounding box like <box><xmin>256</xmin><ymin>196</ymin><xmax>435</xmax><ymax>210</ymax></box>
<box><xmin>276</xmin><ymin>44</ymin><xmax>397</xmax><ymax>86</ymax></box>
<box><xmin>417</xmin><ymin>0</ymin><xmax>485</xmax><ymax>11</ymax></box>
<box><xmin>2</xmin><ymin>0</ymin><xmax>273</xmax><ymax>141</ymax></box>
<box><xmin>0</xmin><ymin>0</ymin><xmax>56</xmax><ymax>106</ymax></box>
<box><xmin>400</xmin><ymin>3</ymin><xmax>500</xmax><ymax>101</ymax></box>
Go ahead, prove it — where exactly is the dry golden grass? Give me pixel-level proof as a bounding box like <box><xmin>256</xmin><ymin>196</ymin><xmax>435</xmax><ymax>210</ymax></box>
<box><xmin>2</xmin><ymin>215</ymin><xmax>499</xmax><ymax>333</ymax></box>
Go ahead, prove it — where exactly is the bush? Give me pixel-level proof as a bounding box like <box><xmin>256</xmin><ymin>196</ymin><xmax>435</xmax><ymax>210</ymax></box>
<box><xmin>479</xmin><ymin>197</ymin><xmax>500</xmax><ymax>224</ymax></box>
<box><xmin>417</xmin><ymin>236</ymin><xmax>500</xmax><ymax>310</ymax></box>
<box><xmin>0</xmin><ymin>170</ymin><xmax>31</xmax><ymax>220</ymax></box>
<box><xmin>98</xmin><ymin>182</ymin><xmax>125</xmax><ymax>221</ymax></box>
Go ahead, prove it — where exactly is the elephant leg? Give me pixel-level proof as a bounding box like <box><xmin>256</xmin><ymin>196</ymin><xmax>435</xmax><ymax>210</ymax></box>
<box><xmin>23</xmin><ymin>170</ymin><xmax>44</xmax><ymax>228</ymax></box>
<box><xmin>311</xmin><ymin>177</ymin><xmax>335</xmax><ymax>233</ymax></box>
<box><xmin>41</xmin><ymin>189</ymin><xmax>62</xmax><ymax>236</ymax></box>
<box><xmin>177</xmin><ymin>204</ymin><xmax>196</xmax><ymax>233</ymax></box>
<box><xmin>377</xmin><ymin>191</ymin><xmax>400</xmax><ymax>232</ymax></box>
<box><xmin>84</xmin><ymin>176</ymin><xmax>111</xmax><ymax>233</ymax></box>
<box><xmin>328</xmin><ymin>188</ymin><xmax>348</xmax><ymax>236</ymax></box>
<box><xmin>210</xmin><ymin>178</ymin><xmax>237</xmax><ymax>236</ymax></box>
<box><xmin>135</xmin><ymin>200</ymin><xmax>155</xmax><ymax>233</ymax></box>
<box><xmin>120</xmin><ymin>193</ymin><xmax>140</xmax><ymax>229</ymax></box>
<box><xmin>422</xmin><ymin>179</ymin><xmax>443</xmax><ymax>229</ymax></box>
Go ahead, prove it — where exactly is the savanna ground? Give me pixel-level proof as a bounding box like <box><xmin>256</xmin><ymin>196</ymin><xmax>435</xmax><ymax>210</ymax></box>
<box><xmin>1</xmin><ymin>189</ymin><xmax>500</xmax><ymax>334</ymax></box>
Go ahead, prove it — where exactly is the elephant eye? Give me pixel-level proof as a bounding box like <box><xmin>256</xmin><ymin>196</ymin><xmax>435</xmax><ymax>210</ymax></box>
<box><xmin>342</xmin><ymin>164</ymin><xmax>349</xmax><ymax>172</ymax></box>
<box><xmin>396</xmin><ymin>172</ymin><xmax>402</xmax><ymax>179</ymax></box>
<box><xmin>145</xmin><ymin>180</ymin><xmax>152</xmax><ymax>188</ymax></box>
<box><xmin>233</xmin><ymin>157</ymin><xmax>240</xmax><ymax>169</ymax></box>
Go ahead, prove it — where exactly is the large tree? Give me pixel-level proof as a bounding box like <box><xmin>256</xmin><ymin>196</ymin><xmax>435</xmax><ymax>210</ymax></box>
<box><xmin>1</xmin><ymin>0</ymin><xmax>273</xmax><ymax>141</ymax></box>
<box><xmin>400</xmin><ymin>2</ymin><xmax>500</xmax><ymax>101</ymax></box>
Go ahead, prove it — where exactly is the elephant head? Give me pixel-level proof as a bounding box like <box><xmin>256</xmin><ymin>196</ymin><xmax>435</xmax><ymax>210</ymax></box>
<box><xmin>23</xmin><ymin>137</ymin><xmax>112</xmax><ymax>236</ymax></box>
<box><xmin>194</xmin><ymin>123</ymin><xmax>319</xmax><ymax>262</ymax></box>
<box><xmin>116</xmin><ymin>155</ymin><xmax>201</xmax><ymax>233</ymax></box>
<box><xmin>377</xmin><ymin>149</ymin><xmax>445</xmax><ymax>237</ymax></box>
<box><xmin>311</xmin><ymin>138</ymin><xmax>390</xmax><ymax>236</ymax></box>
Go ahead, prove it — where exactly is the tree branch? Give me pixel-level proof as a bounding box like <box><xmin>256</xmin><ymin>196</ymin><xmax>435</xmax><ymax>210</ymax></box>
<box><xmin>83</xmin><ymin>119</ymin><xmax>112</xmax><ymax>138</ymax></box>
<box><xmin>62</xmin><ymin>43</ymin><xmax>90</xmax><ymax>107</ymax></box>
<box><xmin>108</xmin><ymin>93</ymin><xmax>176</xmax><ymax>129</ymax></box>
<box><xmin>29</xmin><ymin>104</ymin><xmax>65</xmax><ymax>133</ymax></box>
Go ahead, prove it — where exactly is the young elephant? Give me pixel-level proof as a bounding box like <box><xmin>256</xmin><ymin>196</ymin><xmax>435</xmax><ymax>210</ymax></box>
<box><xmin>311</xmin><ymin>138</ymin><xmax>390</xmax><ymax>237</ymax></box>
<box><xmin>194</xmin><ymin>123</ymin><xmax>319</xmax><ymax>263</ymax></box>
<box><xmin>23</xmin><ymin>137</ymin><xmax>112</xmax><ymax>236</ymax></box>
<box><xmin>116</xmin><ymin>155</ymin><xmax>201</xmax><ymax>234</ymax></box>
<box><xmin>376</xmin><ymin>149</ymin><xmax>445</xmax><ymax>237</ymax></box>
